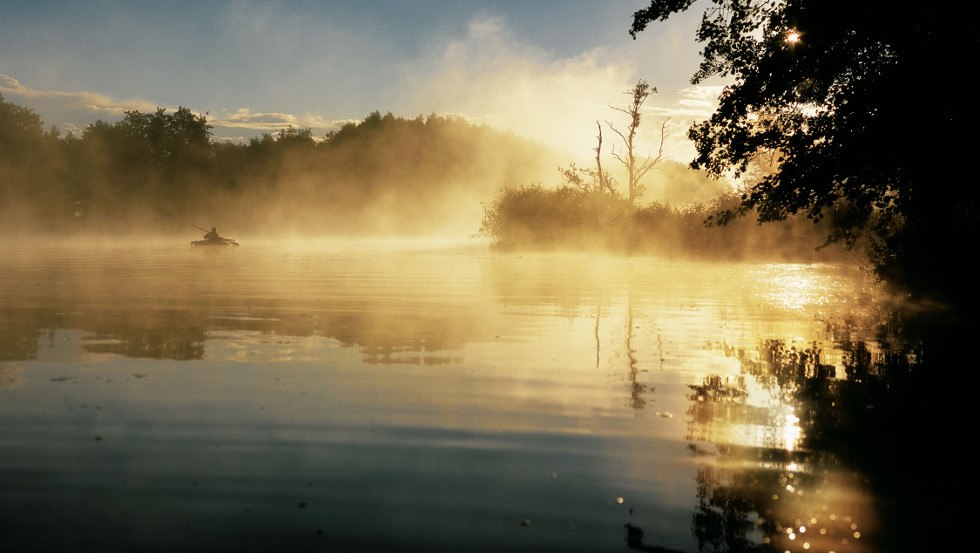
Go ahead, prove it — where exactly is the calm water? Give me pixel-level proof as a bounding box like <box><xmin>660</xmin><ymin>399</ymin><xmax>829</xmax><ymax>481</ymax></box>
<box><xmin>0</xmin><ymin>239</ymin><xmax>916</xmax><ymax>552</ymax></box>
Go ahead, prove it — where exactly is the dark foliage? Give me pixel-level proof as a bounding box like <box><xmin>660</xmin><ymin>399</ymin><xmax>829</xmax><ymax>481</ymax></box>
<box><xmin>631</xmin><ymin>1</ymin><xmax>980</xmax><ymax>313</ymax></box>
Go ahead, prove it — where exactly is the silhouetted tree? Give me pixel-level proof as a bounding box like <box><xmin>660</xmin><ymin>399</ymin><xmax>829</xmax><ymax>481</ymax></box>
<box><xmin>0</xmin><ymin>93</ymin><xmax>48</xmax><ymax>155</ymax></box>
<box><xmin>276</xmin><ymin>125</ymin><xmax>316</xmax><ymax>149</ymax></box>
<box><xmin>117</xmin><ymin>107</ymin><xmax>212</xmax><ymax>168</ymax></box>
<box><xmin>630</xmin><ymin>1</ymin><xmax>980</xmax><ymax>311</ymax></box>
<box><xmin>607</xmin><ymin>80</ymin><xmax>667</xmax><ymax>204</ymax></box>
<box><xmin>0</xmin><ymin>94</ymin><xmax>69</xmax><ymax>227</ymax></box>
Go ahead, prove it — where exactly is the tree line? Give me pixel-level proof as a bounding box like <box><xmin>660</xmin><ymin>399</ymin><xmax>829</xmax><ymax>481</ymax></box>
<box><xmin>2</xmin><ymin>90</ymin><xmax>850</xmax><ymax>264</ymax></box>
<box><xmin>0</xmin><ymin>95</ymin><xmax>551</xmax><ymax>236</ymax></box>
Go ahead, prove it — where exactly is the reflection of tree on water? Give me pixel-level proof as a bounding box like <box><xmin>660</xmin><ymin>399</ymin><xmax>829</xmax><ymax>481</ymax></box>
<box><xmin>624</xmin><ymin>289</ymin><xmax>650</xmax><ymax>410</ymax></box>
<box><xmin>600</xmin><ymin>284</ymin><xmax>659</xmax><ymax>411</ymax></box>
<box><xmin>591</xmin><ymin>285</ymin><xmax>650</xmax><ymax>410</ymax></box>
<box><xmin>0</xmin><ymin>307</ymin><xmax>207</xmax><ymax>361</ymax></box>
<box><xmin>594</xmin><ymin>301</ymin><xmax>602</xmax><ymax>369</ymax></box>
<box><xmin>683</xmin><ymin>325</ymin><xmax>923</xmax><ymax>553</ymax></box>
<box><xmin>82</xmin><ymin>309</ymin><xmax>207</xmax><ymax>359</ymax></box>
<box><xmin>625</xmin><ymin>509</ymin><xmax>686</xmax><ymax>553</ymax></box>
<box><xmin>0</xmin><ymin>305</ymin><xmax>486</xmax><ymax>365</ymax></box>
<box><xmin>346</xmin><ymin>311</ymin><xmax>477</xmax><ymax>365</ymax></box>
<box><xmin>689</xmin><ymin>374</ymin><xmax>747</xmax><ymax>403</ymax></box>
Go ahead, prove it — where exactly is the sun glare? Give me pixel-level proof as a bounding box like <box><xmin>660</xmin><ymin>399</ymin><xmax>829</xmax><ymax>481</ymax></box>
<box><xmin>785</xmin><ymin>29</ymin><xmax>801</xmax><ymax>44</ymax></box>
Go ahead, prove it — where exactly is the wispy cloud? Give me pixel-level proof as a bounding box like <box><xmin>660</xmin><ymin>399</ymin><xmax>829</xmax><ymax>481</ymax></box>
<box><xmin>209</xmin><ymin>108</ymin><xmax>345</xmax><ymax>135</ymax></box>
<box><xmin>1</xmin><ymin>74</ymin><xmax>159</xmax><ymax>117</ymax></box>
<box><xmin>673</xmin><ymin>85</ymin><xmax>725</xmax><ymax>115</ymax></box>
<box><xmin>404</xmin><ymin>15</ymin><xmax>718</xmax><ymax>164</ymax></box>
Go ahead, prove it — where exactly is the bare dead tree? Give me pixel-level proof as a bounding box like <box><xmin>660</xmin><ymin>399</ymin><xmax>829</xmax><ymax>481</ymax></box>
<box><xmin>607</xmin><ymin>80</ymin><xmax>669</xmax><ymax>204</ymax></box>
<box><xmin>594</xmin><ymin>121</ymin><xmax>609</xmax><ymax>194</ymax></box>
<box><xmin>558</xmin><ymin>122</ymin><xmax>617</xmax><ymax>194</ymax></box>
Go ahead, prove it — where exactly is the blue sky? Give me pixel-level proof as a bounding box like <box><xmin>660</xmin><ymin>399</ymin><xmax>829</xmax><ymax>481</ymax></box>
<box><xmin>1</xmin><ymin>0</ymin><xmax>725</xmax><ymax>163</ymax></box>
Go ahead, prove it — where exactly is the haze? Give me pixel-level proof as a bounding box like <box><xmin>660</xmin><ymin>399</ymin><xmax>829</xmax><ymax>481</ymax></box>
<box><xmin>0</xmin><ymin>1</ymin><xmax>724</xmax><ymax>166</ymax></box>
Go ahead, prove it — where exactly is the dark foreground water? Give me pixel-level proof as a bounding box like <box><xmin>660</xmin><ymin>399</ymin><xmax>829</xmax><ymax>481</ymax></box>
<box><xmin>0</xmin><ymin>239</ymin><xmax>940</xmax><ymax>552</ymax></box>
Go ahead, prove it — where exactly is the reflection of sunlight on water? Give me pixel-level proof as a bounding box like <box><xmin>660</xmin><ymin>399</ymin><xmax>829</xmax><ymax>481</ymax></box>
<box><xmin>760</xmin><ymin>264</ymin><xmax>833</xmax><ymax>310</ymax></box>
<box><xmin>708</xmin><ymin>452</ymin><xmax>878</xmax><ymax>553</ymax></box>
<box><xmin>0</xmin><ymin>243</ymin><xmax>892</xmax><ymax>551</ymax></box>
<box><xmin>710</xmin><ymin>403</ymin><xmax>803</xmax><ymax>453</ymax></box>
<box><xmin>782</xmin><ymin>411</ymin><xmax>802</xmax><ymax>451</ymax></box>
<box><xmin>207</xmin><ymin>314</ymin><xmax>281</xmax><ymax>322</ymax></box>
<box><xmin>208</xmin><ymin>330</ymin><xmax>347</xmax><ymax>363</ymax></box>
<box><xmin>765</xmin><ymin>465</ymin><xmax>876</xmax><ymax>553</ymax></box>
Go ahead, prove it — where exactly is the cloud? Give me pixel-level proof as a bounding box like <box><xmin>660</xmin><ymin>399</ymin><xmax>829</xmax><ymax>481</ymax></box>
<box><xmin>209</xmin><ymin>108</ymin><xmax>343</xmax><ymax>135</ymax></box>
<box><xmin>0</xmin><ymin>74</ymin><xmax>158</xmax><ymax>117</ymax></box>
<box><xmin>402</xmin><ymin>15</ymin><xmax>719</xmax><ymax>165</ymax></box>
<box><xmin>467</xmin><ymin>12</ymin><xmax>506</xmax><ymax>38</ymax></box>
<box><xmin>402</xmin><ymin>17</ymin><xmax>635</xmax><ymax>160</ymax></box>
<box><xmin>673</xmin><ymin>85</ymin><xmax>724</xmax><ymax>114</ymax></box>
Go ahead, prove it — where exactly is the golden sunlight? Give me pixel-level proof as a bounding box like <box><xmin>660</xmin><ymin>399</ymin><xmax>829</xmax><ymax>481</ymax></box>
<box><xmin>785</xmin><ymin>29</ymin><xmax>801</xmax><ymax>44</ymax></box>
<box><xmin>760</xmin><ymin>265</ymin><xmax>829</xmax><ymax>311</ymax></box>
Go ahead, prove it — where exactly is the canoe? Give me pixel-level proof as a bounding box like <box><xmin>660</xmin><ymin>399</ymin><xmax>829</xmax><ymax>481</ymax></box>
<box><xmin>191</xmin><ymin>238</ymin><xmax>239</xmax><ymax>246</ymax></box>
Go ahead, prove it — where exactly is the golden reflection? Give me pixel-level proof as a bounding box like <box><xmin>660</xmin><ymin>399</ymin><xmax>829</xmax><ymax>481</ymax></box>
<box><xmin>686</xmin><ymin>329</ymin><xmax>892</xmax><ymax>552</ymax></box>
<box><xmin>759</xmin><ymin>264</ymin><xmax>831</xmax><ymax>310</ymax></box>
<box><xmin>782</xmin><ymin>411</ymin><xmax>802</xmax><ymax>451</ymax></box>
<box><xmin>0</xmin><ymin>243</ymin><xmax>902</xmax><ymax>551</ymax></box>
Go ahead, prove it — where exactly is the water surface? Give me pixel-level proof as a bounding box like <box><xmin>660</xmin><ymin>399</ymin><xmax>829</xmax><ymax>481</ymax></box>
<box><xmin>0</xmin><ymin>239</ymin><xmax>908</xmax><ymax>552</ymax></box>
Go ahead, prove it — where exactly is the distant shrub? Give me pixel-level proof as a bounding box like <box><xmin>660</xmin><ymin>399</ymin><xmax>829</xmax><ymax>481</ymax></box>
<box><xmin>478</xmin><ymin>184</ymin><xmax>635</xmax><ymax>251</ymax></box>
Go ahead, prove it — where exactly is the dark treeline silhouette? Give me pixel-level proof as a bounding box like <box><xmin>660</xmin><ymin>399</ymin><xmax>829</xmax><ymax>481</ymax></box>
<box><xmin>0</xmin><ymin>94</ymin><xmax>552</xmax><ymax>237</ymax></box>
<box><xmin>3</xmin><ymin>91</ymin><xmax>856</xmax><ymax>263</ymax></box>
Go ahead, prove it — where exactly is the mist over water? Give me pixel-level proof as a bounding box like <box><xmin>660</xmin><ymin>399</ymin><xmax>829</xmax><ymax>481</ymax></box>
<box><xmin>0</xmin><ymin>238</ymin><xmax>915</xmax><ymax>552</ymax></box>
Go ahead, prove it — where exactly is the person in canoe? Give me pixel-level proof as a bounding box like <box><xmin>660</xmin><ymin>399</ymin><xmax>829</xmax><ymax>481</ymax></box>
<box><xmin>192</xmin><ymin>224</ymin><xmax>239</xmax><ymax>246</ymax></box>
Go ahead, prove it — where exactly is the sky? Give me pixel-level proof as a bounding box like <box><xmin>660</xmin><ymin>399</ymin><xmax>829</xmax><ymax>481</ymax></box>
<box><xmin>0</xmin><ymin>0</ymin><xmax>727</xmax><ymax>165</ymax></box>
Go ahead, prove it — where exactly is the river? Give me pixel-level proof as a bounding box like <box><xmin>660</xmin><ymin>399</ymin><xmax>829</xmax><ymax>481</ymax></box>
<box><xmin>0</xmin><ymin>238</ymin><xmax>927</xmax><ymax>552</ymax></box>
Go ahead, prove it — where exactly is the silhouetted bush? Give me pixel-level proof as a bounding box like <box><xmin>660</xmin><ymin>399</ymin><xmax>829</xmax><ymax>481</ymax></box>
<box><xmin>480</xmin><ymin>184</ymin><xmax>851</xmax><ymax>262</ymax></box>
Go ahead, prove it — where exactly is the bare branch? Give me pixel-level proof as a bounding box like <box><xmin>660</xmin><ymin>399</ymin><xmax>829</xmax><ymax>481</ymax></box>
<box><xmin>594</xmin><ymin>121</ymin><xmax>608</xmax><ymax>194</ymax></box>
